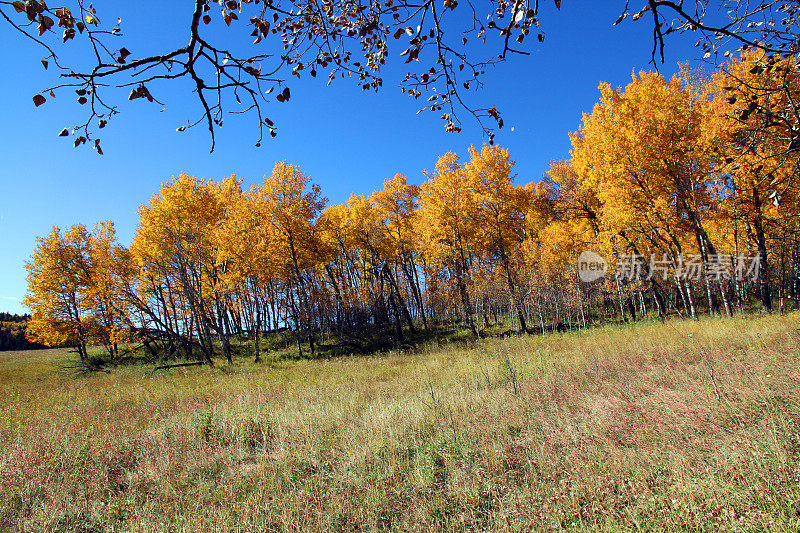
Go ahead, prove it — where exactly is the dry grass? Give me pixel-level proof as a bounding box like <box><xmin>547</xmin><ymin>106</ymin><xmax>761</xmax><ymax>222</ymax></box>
<box><xmin>1</xmin><ymin>313</ymin><xmax>800</xmax><ymax>531</ymax></box>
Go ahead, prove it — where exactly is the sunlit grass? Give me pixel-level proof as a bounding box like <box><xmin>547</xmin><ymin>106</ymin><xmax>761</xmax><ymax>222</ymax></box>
<box><xmin>1</xmin><ymin>313</ymin><xmax>799</xmax><ymax>531</ymax></box>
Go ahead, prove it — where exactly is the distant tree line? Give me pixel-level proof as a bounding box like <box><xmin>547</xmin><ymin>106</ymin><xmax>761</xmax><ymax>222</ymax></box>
<box><xmin>0</xmin><ymin>314</ymin><xmax>48</xmax><ymax>351</ymax></box>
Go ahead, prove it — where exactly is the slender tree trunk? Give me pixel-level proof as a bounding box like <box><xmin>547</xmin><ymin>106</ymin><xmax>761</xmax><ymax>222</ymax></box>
<box><xmin>216</xmin><ymin>303</ymin><xmax>232</xmax><ymax>365</ymax></box>
<box><xmin>388</xmin><ymin>292</ymin><xmax>404</xmax><ymax>342</ymax></box>
<box><xmin>254</xmin><ymin>293</ymin><xmax>261</xmax><ymax>363</ymax></box>
<box><xmin>384</xmin><ymin>265</ymin><xmax>415</xmax><ymax>333</ymax></box>
<box><xmin>501</xmin><ymin>255</ymin><xmax>527</xmax><ymax>332</ymax></box>
<box><xmin>453</xmin><ymin>252</ymin><xmax>477</xmax><ymax>336</ymax></box>
<box><xmin>752</xmin><ymin>190</ymin><xmax>773</xmax><ymax>313</ymax></box>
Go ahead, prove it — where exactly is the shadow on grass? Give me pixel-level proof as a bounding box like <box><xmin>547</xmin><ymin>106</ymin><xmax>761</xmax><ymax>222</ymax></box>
<box><xmin>70</xmin><ymin>304</ymin><xmax>775</xmax><ymax>373</ymax></box>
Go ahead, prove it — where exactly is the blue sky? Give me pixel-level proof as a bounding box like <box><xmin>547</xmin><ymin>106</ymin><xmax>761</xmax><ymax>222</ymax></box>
<box><xmin>0</xmin><ymin>1</ymin><xmax>700</xmax><ymax>315</ymax></box>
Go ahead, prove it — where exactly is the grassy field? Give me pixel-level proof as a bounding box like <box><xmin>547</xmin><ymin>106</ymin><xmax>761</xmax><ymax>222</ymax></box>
<box><xmin>1</xmin><ymin>314</ymin><xmax>800</xmax><ymax>531</ymax></box>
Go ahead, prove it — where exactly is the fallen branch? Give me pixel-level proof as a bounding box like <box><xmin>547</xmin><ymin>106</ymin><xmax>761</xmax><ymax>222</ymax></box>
<box><xmin>153</xmin><ymin>361</ymin><xmax>204</xmax><ymax>370</ymax></box>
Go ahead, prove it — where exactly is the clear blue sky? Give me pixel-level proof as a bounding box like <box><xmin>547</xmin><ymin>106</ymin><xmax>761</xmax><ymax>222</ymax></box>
<box><xmin>0</xmin><ymin>1</ymin><xmax>699</xmax><ymax>315</ymax></box>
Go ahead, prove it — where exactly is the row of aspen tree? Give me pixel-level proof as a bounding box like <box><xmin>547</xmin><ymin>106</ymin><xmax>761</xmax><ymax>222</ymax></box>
<box><xmin>25</xmin><ymin>51</ymin><xmax>800</xmax><ymax>365</ymax></box>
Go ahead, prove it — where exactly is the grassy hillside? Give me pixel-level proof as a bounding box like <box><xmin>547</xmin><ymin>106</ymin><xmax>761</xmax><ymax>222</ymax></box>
<box><xmin>1</xmin><ymin>314</ymin><xmax>799</xmax><ymax>531</ymax></box>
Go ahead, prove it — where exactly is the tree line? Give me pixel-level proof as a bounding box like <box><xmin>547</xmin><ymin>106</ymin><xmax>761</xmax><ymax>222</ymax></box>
<box><xmin>0</xmin><ymin>314</ymin><xmax>49</xmax><ymax>352</ymax></box>
<box><xmin>24</xmin><ymin>51</ymin><xmax>800</xmax><ymax>367</ymax></box>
